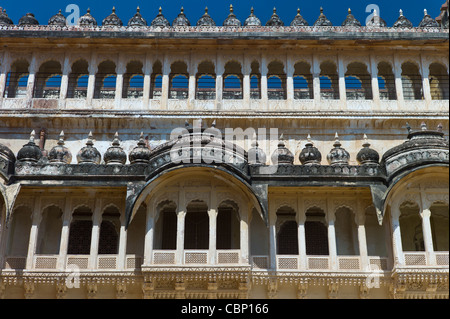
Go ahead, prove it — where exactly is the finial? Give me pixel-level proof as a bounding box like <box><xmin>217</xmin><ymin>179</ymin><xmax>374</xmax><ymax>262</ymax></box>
<box><xmin>437</xmin><ymin>123</ymin><xmax>443</xmax><ymax>132</ymax></box>
<box><xmin>273</xmin><ymin>7</ymin><xmax>277</xmax><ymax>14</ymax></box>
<box><xmin>348</xmin><ymin>8</ymin><xmax>352</xmax><ymax>15</ymax></box>
<box><xmin>251</xmin><ymin>7</ymin><xmax>254</xmax><ymax>14</ymax></box>
<box><xmin>424</xmin><ymin>9</ymin><xmax>428</xmax><ymax>16</ymax></box>
<box><xmin>137</xmin><ymin>6</ymin><xmax>140</xmax><ymax>13</ymax></box>
<box><xmin>421</xmin><ymin>122</ymin><xmax>427</xmax><ymax>131</ymax></box>
<box><xmin>333</xmin><ymin>132</ymin><xmax>341</xmax><ymax>147</ymax></box>
<box><xmin>205</xmin><ymin>7</ymin><xmax>208</xmax><ymax>14</ymax></box>
<box><xmin>58</xmin><ymin>131</ymin><xmax>65</xmax><ymax>145</ymax></box>
<box><xmin>112</xmin><ymin>7</ymin><xmax>116</xmax><ymax>14</ymax></box>
<box><xmin>307</xmin><ymin>134</ymin><xmax>312</xmax><ymax>143</ymax></box>
<box><xmin>320</xmin><ymin>7</ymin><xmax>324</xmax><ymax>14</ymax></box>
<box><xmin>363</xmin><ymin>134</ymin><xmax>370</xmax><ymax>147</ymax></box>
<box><xmin>406</xmin><ymin>122</ymin><xmax>412</xmax><ymax>133</ymax></box>
<box><xmin>30</xmin><ymin>130</ymin><xmax>36</xmax><ymax>143</ymax></box>
<box><xmin>86</xmin><ymin>131</ymin><xmax>94</xmax><ymax>146</ymax></box>
<box><xmin>230</xmin><ymin>4</ymin><xmax>233</xmax><ymax>13</ymax></box>
<box><xmin>399</xmin><ymin>9</ymin><xmax>403</xmax><ymax>17</ymax></box>
<box><xmin>373</xmin><ymin>9</ymin><xmax>378</xmax><ymax>17</ymax></box>
<box><xmin>58</xmin><ymin>9</ymin><xmax>62</xmax><ymax>14</ymax></box>
<box><xmin>211</xmin><ymin>120</ymin><xmax>216</xmax><ymax>128</ymax></box>
<box><xmin>87</xmin><ymin>8</ymin><xmax>91</xmax><ymax>14</ymax></box>
<box><xmin>112</xmin><ymin>132</ymin><xmax>120</xmax><ymax>146</ymax></box>
<box><xmin>297</xmin><ymin>8</ymin><xmax>301</xmax><ymax>16</ymax></box>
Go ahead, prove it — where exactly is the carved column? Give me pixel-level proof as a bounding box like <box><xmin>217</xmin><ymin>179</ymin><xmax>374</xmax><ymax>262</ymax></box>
<box><xmin>243</xmin><ymin>56</ymin><xmax>251</xmax><ymax>105</ymax></box>
<box><xmin>420</xmin><ymin>207</ymin><xmax>436</xmax><ymax>266</ymax></box>
<box><xmin>393</xmin><ymin>54</ymin><xmax>405</xmax><ymax>106</ymax></box>
<box><xmin>337</xmin><ymin>56</ymin><xmax>347</xmax><ymax>110</ymax></box>
<box><xmin>176</xmin><ymin>189</ymin><xmax>186</xmax><ymax>264</ymax></box>
<box><xmin>297</xmin><ymin>199</ymin><xmax>307</xmax><ymax>270</ymax></box>
<box><xmin>369</xmin><ymin>55</ymin><xmax>381</xmax><ymax>108</ymax></box>
<box><xmin>356</xmin><ymin>205</ymin><xmax>369</xmax><ymax>271</ymax></box>
<box><xmin>261</xmin><ymin>56</ymin><xmax>268</xmax><ymax>110</ymax></box>
<box><xmin>143</xmin><ymin>53</ymin><xmax>152</xmax><ymax>109</ymax></box>
<box><xmin>312</xmin><ymin>55</ymin><xmax>321</xmax><ymax>103</ymax></box>
<box><xmin>89</xmin><ymin>198</ymin><xmax>102</xmax><ymax>269</ymax></box>
<box><xmin>286</xmin><ymin>55</ymin><xmax>294</xmax><ymax>107</ymax></box>
<box><xmin>59</xmin><ymin>54</ymin><xmax>71</xmax><ymax>102</ymax></box>
<box><xmin>26</xmin><ymin>198</ymin><xmax>42</xmax><ymax>270</ymax></box>
<box><xmin>188</xmin><ymin>55</ymin><xmax>197</xmax><ymax>108</ymax></box>
<box><xmin>86</xmin><ymin>53</ymin><xmax>97</xmax><ymax>106</ymax></box>
<box><xmin>117</xmin><ymin>214</ymin><xmax>128</xmax><ymax>270</ymax></box>
<box><xmin>115</xmin><ymin>55</ymin><xmax>125</xmax><ymax>108</ymax></box>
<box><xmin>0</xmin><ymin>204</ymin><xmax>7</xmax><ymax>268</ymax></box>
<box><xmin>390</xmin><ymin>205</ymin><xmax>405</xmax><ymax>266</ymax></box>
<box><xmin>0</xmin><ymin>51</ymin><xmax>10</xmax><ymax>100</ymax></box>
<box><xmin>161</xmin><ymin>55</ymin><xmax>170</xmax><ymax>109</ymax></box>
<box><xmin>326</xmin><ymin>202</ymin><xmax>338</xmax><ymax>271</ymax></box>
<box><xmin>208</xmin><ymin>190</ymin><xmax>217</xmax><ymax>265</ymax></box>
<box><xmin>240</xmin><ymin>203</ymin><xmax>250</xmax><ymax>264</ymax></box>
<box><xmin>420</xmin><ymin>55</ymin><xmax>432</xmax><ymax>109</ymax></box>
<box><xmin>25</xmin><ymin>54</ymin><xmax>38</xmax><ymax>106</ymax></box>
<box><xmin>143</xmin><ymin>204</ymin><xmax>154</xmax><ymax>266</ymax></box>
<box><xmin>57</xmin><ymin>196</ymin><xmax>73</xmax><ymax>270</ymax></box>
<box><xmin>268</xmin><ymin>205</ymin><xmax>277</xmax><ymax>270</ymax></box>
<box><xmin>215</xmin><ymin>55</ymin><xmax>224</xmax><ymax>110</ymax></box>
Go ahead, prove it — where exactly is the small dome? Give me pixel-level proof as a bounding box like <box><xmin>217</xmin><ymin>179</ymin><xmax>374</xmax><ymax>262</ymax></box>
<box><xmin>326</xmin><ymin>133</ymin><xmax>350</xmax><ymax>166</ymax></box>
<box><xmin>151</xmin><ymin>7</ymin><xmax>170</xmax><ymax>27</ymax></box>
<box><xmin>78</xmin><ymin>8</ymin><xmax>97</xmax><ymax>27</ymax></box>
<box><xmin>129</xmin><ymin>132</ymin><xmax>152</xmax><ymax>164</ymax></box>
<box><xmin>341</xmin><ymin>8</ymin><xmax>361</xmax><ymax>27</ymax></box>
<box><xmin>356</xmin><ymin>135</ymin><xmax>380</xmax><ymax>165</ymax></box>
<box><xmin>0</xmin><ymin>8</ymin><xmax>14</xmax><ymax>25</ymax></box>
<box><xmin>265</xmin><ymin>7</ymin><xmax>284</xmax><ymax>26</ymax></box>
<box><xmin>419</xmin><ymin>9</ymin><xmax>439</xmax><ymax>28</ymax></box>
<box><xmin>76</xmin><ymin>132</ymin><xmax>101</xmax><ymax>164</ymax></box>
<box><xmin>393</xmin><ymin>9</ymin><xmax>413</xmax><ymax>28</ymax></box>
<box><xmin>290</xmin><ymin>9</ymin><xmax>309</xmax><ymax>26</ymax></box>
<box><xmin>173</xmin><ymin>7</ymin><xmax>190</xmax><ymax>26</ymax></box>
<box><xmin>366</xmin><ymin>9</ymin><xmax>387</xmax><ymax>27</ymax></box>
<box><xmin>128</xmin><ymin>7</ymin><xmax>147</xmax><ymax>27</ymax></box>
<box><xmin>271</xmin><ymin>135</ymin><xmax>294</xmax><ymax>165</ymax></box>
<box><xmin>17</xmin><ymin>131</ymin><xmax>42</xmax><ymax>163</ymax></box>
<box><xmin>196</xmin><ymin>7</ymin><xmax>216</xmax><ymax>26</ymax></box>
<box><xmin>313</xmin><ymin>7</ymin><xmax>332</xmax><ymax>26</ymax></box>
<box><xmin>244</xmin><ymin>7</ymin><xmax>261</xmax><ymax>26</ymax></box>
<box><xmin>223</xmin><ymin>5</ymin><xmax>241</xmax><ymax>26</ymax></box>
<box><xmin>0</xmin><ymin>142</ymin><xmax>16</xmax><ymax>164</ymax></box>
<box><xmin>48</xmin><ymin>131</ymin><xmax>72</xmax><ymax>164</ymax></box>
<box><xmin>299</xmin><ymin>135</ymin><xmax>322</xmax><ymax>165</ymax></box>
<box><xmin>18</xmin><ymin>13</ymin><xmax>39</xmax><ymax>26</ymax></box>
<box><xmin>248</xmin><ymin>139</ymin><xmax>267</xmax><ymax>165</ymax></box>
<box><xmin>102</xmin><ymin>7</ymin><xmax>123</xmax><ymax>27</ymax></box>
<box><xmin>48</xmin><ymin>9</ymin><xmax>67</xmax><ymax>26</ymax></box>
<box><xmin>104</xmin><ymin>132</ymin><xmax>127</xmax><ymax>165</ymax></box>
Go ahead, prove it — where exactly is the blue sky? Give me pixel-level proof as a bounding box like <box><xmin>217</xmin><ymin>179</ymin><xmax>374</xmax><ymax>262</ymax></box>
<box><xmin>0</xmin><ymin>0</ymin><xmax>444</xmax><ymax>27</ymax></box>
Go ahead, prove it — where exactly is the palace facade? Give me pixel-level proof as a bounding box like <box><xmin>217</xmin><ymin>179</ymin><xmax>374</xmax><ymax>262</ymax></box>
<box><xmin>0</xmin><ymin>3</ymin><xmax>448</xmax><ymax>299</ymax></box>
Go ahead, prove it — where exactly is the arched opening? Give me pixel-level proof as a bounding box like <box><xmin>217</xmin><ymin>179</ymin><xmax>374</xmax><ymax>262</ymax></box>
<box><xmin>67</xmin><ymin>59</ymin><xmax>89</xmax><ymax>99</ymax></box>
<box><xmin>7</xmin><ymin>206</ymin><xmax>32</xmax><ymax>256</ymax></box>
<box><xmin>196</xmin><ymin>61</ymin><xmax>216</xmax><ymax>100</ymax></box>
<box><xmin>267</xmin><ymin>61</ymin><xmax>286</xmax><ymax>100</ymax></box>
<box><xmin>345</xmin><ymin>62</ymin><xmax>372</xmax><ymax>100</ymax></box>
<box><xmin>36</xmin><ymin>205</ymin><xmax>63</xmax><ymax>255</ymax></box>
<box><xmin>154</xmin><ymin>201</ymin><xmax>177</xmax><ymax>250</ymax></box>
<box><xmin>169</xmin><ymin>61</ymin><xmax>189</xmax><ymax>99</ymax></box>
<box><xmin>399</xmin><ymin>201</ymin><xmax>424</xmax><ymax>251</ymax></box>
<box><xmin>4</xmin><ymin>59</ymin><xmax>29</xmax><ymax>98</ymax></box>
<box><xmin>67</xmin><ymin>206</ymin><xmax>93</xmax><ymax>255</ymax></box>
<box><xmin>294</xmin><ymin>61</ymin><xmax>313</xmax><ymax>99</ymax></box>
<box><xmin>320</xmin><ymin>61</ymin><xmax>339</xmax><ymax>100</ymax></box>
<box><xmin>150</xmin><ymin>61</ymin><xmax>163</xmax><ymax>99</ymax></box>
<box><xmin>33</xmin><ymin>60</ymin><xmax>62</xmax><ymax>99</ymax></box>
<box><xmin>305</xmin><ymin>207</ymin><xmax>329</xmax><ymax>255</ymax></box>
<box><xmin>276</xmin><ymin>206</ymin><xmax>298</xmax><ymax>255</ymax></box>
<box><xmin>223</xmin><ymin>61</ymin><xmax>243</xmax><ymax>100</ymax></box>
<box><xmin>217</xmin><ymin>200</ymin><xmax>240</xmax><ymax>249</ymax></box>
<box><xmin>377</xmin><ymin>62</ymin><xmax>396</xmax><ymax>100</ymax></box>
<box><xmin>401</xmin><ymin>62</ymin><xmax>423</xmax><ymax>100</ymax></box>
<box><xmin>250</xmin><ymin>61</ymin><xmax>261</xmax><ymax>99</ymax></box>
<box><xmin>335</xmin><ymin>207</ymin><xmax>359</xmax><ymax>255</ymax></box>
<box><xmin>98</xmin><ymin>206</ymin><xmax>120</xmax><ymax>254</ymax></box>
<box><xmin>184</xmin><ymin>200</ymin><xmax>209</xmax><ymax>249</ymax></box>
<box><xmin>123</xmin><ymin>61</ymin><xmax>144</xmax><ymax>99</ymax></box>
<box><xmin>94</xmin><ymin>60</ymin><xmax>117</xmax><ymax>99</ymax></box>
<box><xmin>430</xmin><ymin>202</ymin><xmax>449</xmax><ymax>251</ymax></box>
<box><xmin>429</xmin><ymin>63</ymin><xmax>449</xmax><ymax>100</ymax></box>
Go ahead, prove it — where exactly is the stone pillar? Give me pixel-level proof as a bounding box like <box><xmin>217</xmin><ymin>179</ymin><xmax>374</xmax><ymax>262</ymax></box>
<box><xmin>393</xmin><ymin>55</ymin><xmax>405</xmax><ymax>106</ymax></box>
<box><xmin>26</xmin><ymin>55</ymin><xmax>38</xmax><ymax>106</ymax></box>
<box><xmin>176</xmin><ymin>189</ymin><xmax>186</xmax><ymax>264</ymax></box>
<box><xmin>188</xmin><ymin>55</ymin><xmax>197</xmax><ymax>108</ymax></box>
<box><xmin>59</xmin><ymin>55</ymin><xmax>71</xmax><ymax>102</ymax></box>
<box><xmin>89</xmin><ymin>199</ymin><xmax>102</xmax><ymax>269</ymax></box>
<box><xmin>26</xmin><ymin>198</ymin><xmax>42</xmax><ymax>270</ymax></box>
<box><xmin>86</xmin><ymin>54</ymin><xmax>97</xmax><ymax>106</ymax></box>
<box><xmin>286</xmin><ymin>56</ymin><xmax>294</xmax><ymax>107</ymax></box>
<box><xmin>369</xmin><ymin>55</ymin><xmax>381</xmax><ymax>108</ymax></box>
<box><xmin>142</xmin><ymin>53</ymin><xmax>152</xmax><ymax>109</ymax></box>
<box><xmin>268</xmin><ymin>208</ymin><xmax>277</xmax><ymax>270</ymax></box>
<box><xmin>261</xmin><ymin>56</ymin><xmax>268</xmax><ymax>110</ymax></box>
<box><xmin>0</xmin><ymin>205</ymin><xmax>7</xmax><ymax>268</ymax></box>
<box><xmin>420</xmin><ymin>56</ymin><xmax>432</xmax><ymax>108</ymax></box>
<box><xmin>215</xmin><ymin>56</ymin><xmax>224</xmax><ymax>110</ymax></box>
<box><xmin>312</xmin><ymin>56</ymin><xmax>321</xmax><ymax>106</ymax></box>
<box><xmin>420</xmin><ymin>208</ymin><xmax>436</xmax><ymax>266</ymax></box>
<box><xmin>115</xmin><ymin>56</ymin><xmax>125</xmax><ymax>108</ymax></box>
<box><xmin>390</xmin><ymin>205</ymin><xmax>405</xmax><ymax>266</ymax></box>
<box><xmin>337</xmin><ymin>57</ymin><xmax>347</xmax><ymax>110</ymax></box>
<box><xmin>0</xmin><ymin>51</ymin><xmax>10</xmax><ymax>101</ymax></box>
<box><xmin>327</xmin><ymin>204</ymin><xmax>338</xmax><ymax>271</ymax></box>
<box><xmin>240</xmin><ymin>204</ymin><xmax>250</xmax><ymax>264</ymax></box>
<box><xmin>208</xmin><ymin>191</ymin><xmax>217</xmax><ymax>264</ymax></box>
<box><xmin>143</xmin><ymin>205</ymin><xmax>154</xmax><ymax>266</ymax></box>
<box><xmin>161</xmin><ymin>55</ymin><xmax>170</xmax><ymax>109</ymax></box>
<box><xmin>297</xmin><ymin>201</ymin><xmax>307</xmax><ymax>270</ymax></box>
<box><xmin>243</xmin><ymin>57</ymin><xmax>251</xmax><ymax>106</ymax></box>
<box><xmin>57</xmin><ymin>197</ymin><xmax>73</xmax><ymax>270</ymax></box>
<box><xmin>356</xmin><ymin>206</ymin><xmax>369</xmax><ymax>271</ymax></box>
<box><xmin>117</xmin><ymin>215</ymin><xmax>128</xmax><ymax>270</ymax></box>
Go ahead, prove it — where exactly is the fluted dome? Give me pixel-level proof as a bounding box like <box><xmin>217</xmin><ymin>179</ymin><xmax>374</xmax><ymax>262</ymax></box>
<box><xmin>0</xmin><ymin>142</ymin><xmax>15</xmax><ymax>163</ymax></box>
<box><xmin>78</xmin><ymin>8</ymin><xmax>97</xmax><ymax>27</ymax></box>
<box><xmin>129</xmin><ymin>133</ymin><xmax>152</xmax><ymax>164</ymax></box>
<box><xmin>356</xmin><ymin>134</ymin><xmax>380</xmax><ymax>165</ymax></box>
<box><xmin>17</xmin><ymin>131</ymin><xmax>42</xmax><ymax>163</ymax></box>
<box><xmin>393</xmin><ymin>9</ymin><xmax>413</xmax><ymax>28</ymax></box>
<box><xmin>290</xmin><ymin>9</ymin><xmax>309</xmax><ymax>26</ymax></box>
<box><xmin>48</xmin><ymin>9</ymin><xmax>67</xmax><ymax>26</ymax></box>
<box><xmin>223</xmin><ymin>5</ymin><xmax>241</xmax><ymax>26</ymax></box>
<box><xmin>151</xmin><ymin>7</ymin><xmax>170</xmax><ymax>27</ymax></box>
<box><xmin>326</xmin><ymin>133</ymin><xmax>350</xmax><ymax>166</ymax></box>
<box><xmin>419</xmin><ymin>9</ymin><xmax>439</xmax><ymax>28</ymax></box>
<box><xmin>102</xmin><ymin>7</ymin><xmax>123</xmax><ymax>27</ymax></box>
<box><xmin>76</xmin><ymin>132</ymin><xmax>101</xmax><ymax>164</ymax></box>
<box><xmin>341</xmin><ymin>8</ymin><xmax>361</xmax><ymax>27</ymax></box>
<box><xmin>0</xmin><ymin>8</ymin><xmax>14</xmax><ymax>25</ymax></box>
<box><xmin>265</xmin><ymin>8</ymin><xmax>284</xmax><ymax>26</ymax></box>
<box><xmin>48</xmin><ymin>131</ymin><xmax>72</xmax><ymax>164</ymax></box>
<box><xmin>271</xmin><ymin>135</ymin><xmax>294</xmax><ymax>165</ymax></box>
<box><xmin>313</xmin><ymin>7</ymin><xmax>332</xmax><ymax>26</ymax></box>
<box><xmin>18</xmin><ymin>13</ymin><xmax>39</xmax><ymax>26</ymax></box>
<box><xmin>248</xmin><ymin>140</ymin><xmax>267</xmax><ymax>165</ymax></box>
<box><xmin>104</xmin><ymin>132</ymin><xmax>127</xmax><ymax>165</ymax></box>
<box><xmin>196</xmin><ymin>7</ymin><xmax>215</xmax><ymax>26</ymax></box>
<box><xmin>366</xmin><ymin>10</ymin><xmax>387</xmax><ymax>27</ymax></box>
<box><xmin>244</xmin><ymin>7</ymin><xmax>261</xmax><ymax>26</ymax></box>
<box><xmin>299</xmin><ymin>135</ymin><xmax>322</xmax><ymax>165</ymax></box>
<box><xmin>173</xmin><ymin>7</ymin><xmax>190</xmax><ymax>26</ymax></box>
<box><xmin>128</xmin><ymin>7</ymin><xmax>147</xmax><ymax>27</ymax></box>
